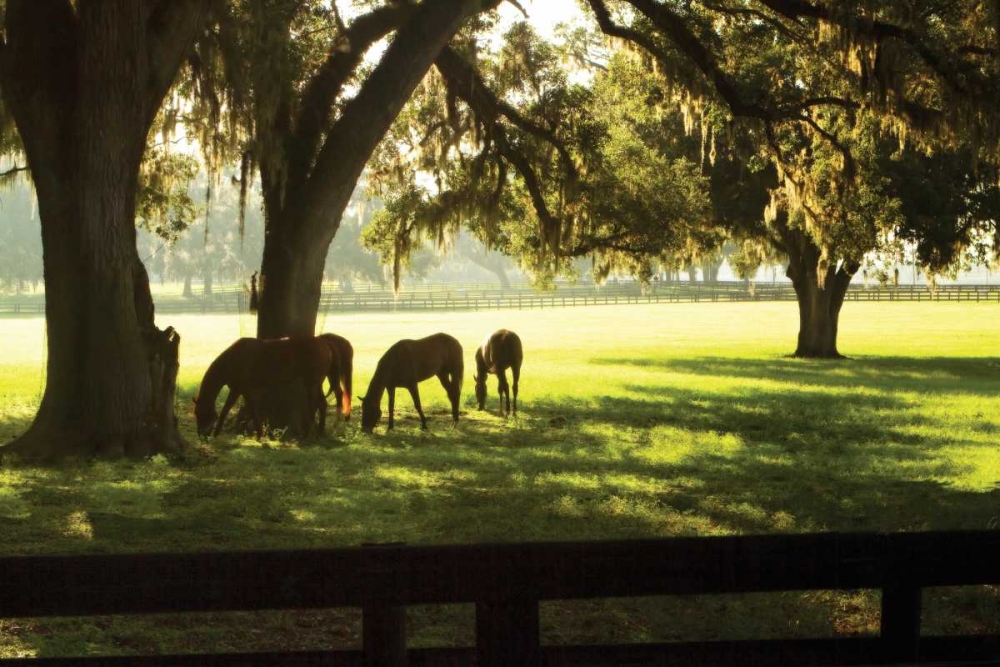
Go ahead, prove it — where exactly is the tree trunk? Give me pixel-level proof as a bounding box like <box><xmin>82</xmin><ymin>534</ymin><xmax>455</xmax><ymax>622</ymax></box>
<box><xmin>257</xmin><ymin>228</ymin><xmax>328</xmax><ymax>339</ymax></box>
<box><xmin>248</xmin><ymin>232</ymin><xmax>326</xmax><ymax>437</ymax></box>
<box><xmin>780</xmin><ymin>222</ymin><xmax>858</xmax><ymax>359</ymax></box>
<box><xmin>1</xmin><ymin>0</ymin><xmax>207</xmax><ymax>460</ymax></box>
<box><xmin>182</xmin><ymin>274</ymin><xmax>193</xmax><ymax>297</ymax></box>
<box><xmin>494</xmin><ymin>267</ymin><xmax>511</xmax><ymax>290</ymax></box>
<box><xmin>701</xmin><ymin>258</ymin><xmax>721</xmax><ymax>284</ymax></box>
<box><xmin>203</xmin><ymin>270</ymin><xmax>213</xmax><ymax>295</ymax></box>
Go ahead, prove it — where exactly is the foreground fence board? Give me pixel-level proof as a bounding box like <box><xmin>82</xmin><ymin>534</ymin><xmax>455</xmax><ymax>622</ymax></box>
<box><xmin>3</xmin><ymin>531</ymin><xmax>1000</xmax><ymax>617</ymax></box>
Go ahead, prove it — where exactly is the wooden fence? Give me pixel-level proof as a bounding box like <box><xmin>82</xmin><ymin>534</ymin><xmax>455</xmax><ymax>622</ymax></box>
<box><xmin>2</xmin><ymin>282</ymin><xmax>1000</xmax><ymax>316</ymax></box>
<box><xmin>2</xmin><ymin>530</ymin><xmax>999</xmax><ymax>665</ymax></box>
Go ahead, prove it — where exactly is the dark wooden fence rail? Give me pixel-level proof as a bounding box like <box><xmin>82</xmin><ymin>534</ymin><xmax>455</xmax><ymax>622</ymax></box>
<box><xmin>2</xmin><ymin>530</ymin><xmax>999</xmax><ymax>666</ymax></box>
<box><xmin>3</xmin><ymin>282</ymin><xmax>1000</xmax><ymax>315</ymax></box>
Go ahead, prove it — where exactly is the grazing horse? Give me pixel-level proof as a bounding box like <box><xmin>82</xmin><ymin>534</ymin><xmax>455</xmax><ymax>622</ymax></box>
<box><xmin>318</xmin><ymin>333</ymin><xmax>354</xmax><ymax>420</ymax></box>
<box><xmin>474</xmin><ymin>329</ymin><xmax>522</xmax><ymax>416</ymax></box>
<box><xmin>194</xmin><ymin>337</ymin><xmax>331</xmax><ymax>438</ymax></box>
<box><xmin>361</xmin><ymin>333</ymin><xmax>463</xmax><ymax>433</ymax></box>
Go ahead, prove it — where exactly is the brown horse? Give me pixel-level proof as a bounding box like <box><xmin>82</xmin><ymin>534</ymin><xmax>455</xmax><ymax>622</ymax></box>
<box><xmin>474</xmin><ymin>329</ymin><xmax>523</xmax><ymax>416</ymax></box>
<box><xmin>361</xmin><ymin>333</ymin><xmax>463</xmax><ymax>433</ymax></box>
<box><xmin>318</xmin><ymin>333</ymin><xmax>353</xmax><ymax>420</ymax></box>
<box><xmin>194</xmin><ymin>337</ymin><xmax>331</xmax><ymax>438</ymax></box>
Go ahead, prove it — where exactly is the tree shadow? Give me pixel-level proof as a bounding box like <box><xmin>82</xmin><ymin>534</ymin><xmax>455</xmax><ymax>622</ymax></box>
<box><xmin>594</xmin><ymin>355</ymin><xmax>1000</xmax><ymax>397</ymax></box>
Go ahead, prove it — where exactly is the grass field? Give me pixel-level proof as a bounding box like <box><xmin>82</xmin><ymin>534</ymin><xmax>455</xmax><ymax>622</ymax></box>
<box><xmin>0</xmin><ymin>302</ymin><xmax>999</xmax><ymax>657</ymax></box>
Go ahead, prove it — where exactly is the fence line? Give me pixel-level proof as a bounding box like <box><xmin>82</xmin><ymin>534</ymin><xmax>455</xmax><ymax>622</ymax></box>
<box><xmin>1</xmin><ymin>529</ymin><xmax>998</xmax><ymax>665</ymax></box>
<box><xmin>3</xmin><ymin>282</ymin><xmax>1000</xmax><ymax>315</ymax></box>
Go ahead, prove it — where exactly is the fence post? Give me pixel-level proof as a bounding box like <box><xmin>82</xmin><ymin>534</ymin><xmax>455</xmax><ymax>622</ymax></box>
<box><xmin>360</xmin><ymin>543</ymin><xmax>408</xmax><ymax>667</ymax></box>
<box><xmin>363</xmin><ymin>603</ymin><xmax>407</xmax><ymax>667</ymax></box>
<box><xmin>476</xmin><ymin>598</ymin><xmax>540</xmax><ymax>667</ymax></box>
<box><xmin>881</xmin><ymin>583</ymin><xmax>921</xmax><ymax>662</ymax></box>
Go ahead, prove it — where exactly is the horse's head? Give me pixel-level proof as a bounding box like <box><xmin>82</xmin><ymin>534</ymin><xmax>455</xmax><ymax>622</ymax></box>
<box><xmin>473</xmin><ymin>374</ymin><xmax>487</xmax><ymax>410</ymax></box>
<box><xmin>360</xmin><ymin>394</ymin><xmax>381</xmax><ymax>433</ymax></box>
<box><xmin>192</xmin><ymin>396</ymin><xmax>217</xmax><ymax>438</ymax></box>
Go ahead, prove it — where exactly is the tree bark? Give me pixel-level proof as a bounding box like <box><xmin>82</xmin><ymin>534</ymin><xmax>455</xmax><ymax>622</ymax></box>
<box><xmin>0</xmin><ymin>0</ymin><xmax>207</xmax><ymax>460</ymax></box>
<box><xmin>203</xmin><ymin>270</ymin><xmax>213</xmax><ymax>296</ymax></box>
<box><xmin>183</xmin><ymin>274</ymin><xmax>193</xmax><ymax>297</ymax></box>
<box><xmin>779</xmin><ymin>222</ymin><xmax>857</xmax><ymax>359</ymax></box>
<box><xmin>257</xmin><ymin>227</ymin><xmax>327</xmax><ymax>338</ymax></box>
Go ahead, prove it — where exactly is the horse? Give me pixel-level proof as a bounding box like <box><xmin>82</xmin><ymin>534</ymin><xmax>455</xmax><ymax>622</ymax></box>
<box><xmin>474</xmin><ymin>329</ymin><xmax>523</xmax><ymax>416</ymax></box>
<box><xmin>318</xmin><ymin>333</ymin><xmax>353</xmax><ymax>420</ymax></box>
<box><xmin>194</xmin><ymin>337</ymin><xmax>331</xmax><ymax>438</ymax></box>
<box><xmin>361</xmin><ymin>333</ymin><xmax>463</xmax><ymax>433</ymax></box>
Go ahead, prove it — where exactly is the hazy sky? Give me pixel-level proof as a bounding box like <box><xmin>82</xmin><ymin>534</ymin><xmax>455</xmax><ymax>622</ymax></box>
<box><xmin>497</xmin><ymin>0</ymin><xmax>587</xmax><ymax>38</ymax></box>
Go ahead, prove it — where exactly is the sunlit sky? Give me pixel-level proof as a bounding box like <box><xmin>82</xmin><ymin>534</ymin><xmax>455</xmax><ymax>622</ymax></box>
<box><xmin>497</xmin><ymin>0</ymin><xmax>587</xmax><ymax>37</ymax></box>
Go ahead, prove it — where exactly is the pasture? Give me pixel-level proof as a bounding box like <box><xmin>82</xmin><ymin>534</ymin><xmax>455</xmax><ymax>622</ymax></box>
<box><xmin>0</xmin><ymin>302</ymin><xmax>999</xmax><ymax>658</ymax></box>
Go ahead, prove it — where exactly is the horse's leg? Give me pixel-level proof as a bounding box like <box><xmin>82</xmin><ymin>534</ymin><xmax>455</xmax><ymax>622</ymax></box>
<box><xmin>308</xmin><ymin>381</ymin><xmax>326</xmax><ymax>436</ymax></box>
<box><xmin>450</xmin><ymin>373</ymin><xmax>460</xmax><ymax>425</ymax></box>
<box><xmin>499</xmin><ymin>370</ymin><xmax>511</xmax><ymax>417</ymax></box>
<box><xmin>499</xmin><ymin>368</ymin><xmax>510</xmax><ymax>417</ymax></box>
<box><xmin>244</xmin><ymin>395</ymin><xmax>264</xmax><ymax>439</ymax></box>
<box><xmin>439</xmin><ymin>372</ymin><xmax>459</xmax><ymax>425</ymax></box>
<box><xmin>407</xmin><ymin>383</ymin><xmax>427</xmax><ymax>429</ymax></box>
<box><xmin>213</xmin><ymin>389</ymin><xmax>239</xmax><ymax>437</ymax></box>
<box><xmin>387</xmin><ymin>386</ymin><xmax>396</xmax><ymax>431</ymax></box>
<box><xmin>512</xmin><ymin>363</ymin><xmax>520</xmax><ymax>415</ymax></box>
<box><xmin>331</xmin><ymin>383</ymin><xmax>344</xmax><ymax>423</ymax></box>
<box><xmin>317</xmin><ymin>384</ymin><xmax>327</xmax><ymax>435</ymax></box>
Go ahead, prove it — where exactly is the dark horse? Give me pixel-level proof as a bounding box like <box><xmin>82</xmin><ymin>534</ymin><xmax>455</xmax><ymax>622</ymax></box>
<box><xmin>318</xmin><ymin>333</ymin><xmax>353</xmax><ymax>420</ymax></box>
<box><xmin>361</xmin><ymin>333</ymin><xmax>463</xmax><ymax>433</ymax></box>
<box><xmin>474</xmin><ymin>329</ymin><xmax>522</xmax><ymax>416</ymax></box>
<box><xmin>194</xmin><ymin>337</ymin><xmax>331</xmax><ymax>438</ymax></box>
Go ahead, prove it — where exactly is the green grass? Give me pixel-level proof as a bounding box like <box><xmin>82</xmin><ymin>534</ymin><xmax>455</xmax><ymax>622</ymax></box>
<box><xmin>0</xmin><ymin>302</ymin><xmax>999</xmax><ymax>657</ymax></box>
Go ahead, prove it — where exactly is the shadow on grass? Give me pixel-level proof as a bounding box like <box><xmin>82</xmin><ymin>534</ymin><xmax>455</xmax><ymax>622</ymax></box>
<box><xmin>0</xmin><ymin>412</ymin><xmax>34</xmax><ymax>447</ymax></box>
<box><xmin>595</xmin><ymin>355</ymin><xmax>1000</xmax><ymax>397</ymax></box>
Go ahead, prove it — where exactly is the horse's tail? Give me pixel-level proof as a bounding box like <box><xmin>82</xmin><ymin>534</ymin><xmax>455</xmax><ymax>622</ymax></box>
<box><xmin>340</xmin><ymin>345</ymin><xmax>353</xmax><ymax>419</ymax></box>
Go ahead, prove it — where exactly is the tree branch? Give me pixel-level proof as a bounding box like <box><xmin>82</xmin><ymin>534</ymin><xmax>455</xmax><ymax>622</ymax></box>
<box><xmin>700</xmin><ymin>1</ymin><xmax>806</xmax><ymax>43</ymax></box>
<box><xmin>294</xmin><ymin>0</ymin><xmax>503</xmax><ymax>248</ymax></box>
<box><xmin>0</xmin><ymin>164</ymin><xmax>28</xmax><ymax>178</ymax></box>
<box><xmin>289</xmin><ymin>3</ymin><xmax>418</xmax><ymax>188</ymax></box>
<box><xmin>435</xmin><ymin>45</ymin><xmax>577</xmax><ymax>182</ymax></box>
<box><xmin>755</xmin><ymin>0</ymin><xmax>998</xmax><ymax>101</ymax></box>
<box><xmin>146</xmin><ymin>0</ymin><xmax>212</xmax><ymax>120</ymax></box>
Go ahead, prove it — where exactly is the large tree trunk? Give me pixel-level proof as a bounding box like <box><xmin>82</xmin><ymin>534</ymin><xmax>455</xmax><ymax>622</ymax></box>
<box><xmin>493</xmin><ymin>267</ymin><xmax>511</xmax><ymax>290</ymax></box>
<box><xmin>257</xmin><ymin>224</ymin><xmax>329</xmax><ymax>339</ymax></box>
<box><xmin>780</xmin><ymin>223</ymin><xmax>858</xmax><ymax>359</ymax></box>
<box><xmin>0</xmin><ymin>0</ymin><xmax>207</xmax><ymax>460</ymax></box>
